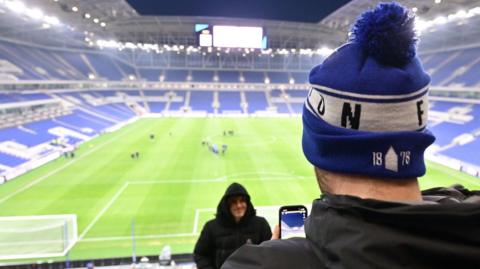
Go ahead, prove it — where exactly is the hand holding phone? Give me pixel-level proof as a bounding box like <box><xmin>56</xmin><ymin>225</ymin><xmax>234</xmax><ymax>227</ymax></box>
<box><xmin>279</xmin><ymin>205</ymin><xmax>308</xmax><ymax>239</ymax></box>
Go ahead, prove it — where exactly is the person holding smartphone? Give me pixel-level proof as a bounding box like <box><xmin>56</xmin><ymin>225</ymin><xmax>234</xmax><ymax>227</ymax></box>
<box><xmin>221</xmin><ymin>3</ymin><xmax>480</xmax><ymax>269</ymax></box>
<box><xmin>194</xmin><ymin>182</ymin><xmax>272</xmax><ymax>269</ymax></box>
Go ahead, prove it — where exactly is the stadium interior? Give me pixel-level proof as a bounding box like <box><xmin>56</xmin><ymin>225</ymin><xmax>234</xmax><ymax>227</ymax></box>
<box><xmin>0</xmin><ymin>0</ymin><xmax>480</xmax><ymax>268</ymax></box>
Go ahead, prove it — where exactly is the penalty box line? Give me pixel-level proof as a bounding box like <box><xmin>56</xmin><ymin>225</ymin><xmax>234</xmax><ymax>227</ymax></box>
<box><xmin>80</xmin><ymin>176</ymin><xmax>309</xmax><ymax>242</ymax></box>
<box><xmin>79</xmin><ymin>178</ymin><xmax>229</xmax><ymax>241</ymax></box>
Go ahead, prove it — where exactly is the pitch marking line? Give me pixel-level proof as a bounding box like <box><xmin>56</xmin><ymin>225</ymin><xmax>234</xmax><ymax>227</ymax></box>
<box><xmin>82</xmin><ymin>232</ymin><xmax>196</xmax><ymax>242</ymax></box>
<box><xmin>80</xmin><ymin>205</ymin><xmax>286</xmax><ymax>243</ymax></box>
<box><xmin>79</xmin><ymin>173</ymin><xmax>307</xmax><ymax>242</ymax></box>
<box><xmin>0</xmin><ymin>126</ymin><xmax>138</xmax><ymax>206</ymax></box>
<box><xmin>79</xmin><ymin>182</ymin><xmax>129</xmax><ymax>240</ymax></box>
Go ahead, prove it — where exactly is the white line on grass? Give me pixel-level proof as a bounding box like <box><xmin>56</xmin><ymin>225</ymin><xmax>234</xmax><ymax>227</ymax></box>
<box><xmin>0</xmin><ymin>128</ymin><xmax>136</xmax><ymax>206</ymax></box>
<box><xmin>80</xmin><ymin>205</ymin><xmax>288</xmax><ymax>242</ymax></box>
<box><xmin>79</xmin><ymin>182</ymin><xmax>129</xmax><ymax>240</ymax></box>
<box><xmin>193</xmin><ymin>209</ymin><xmax>201</xmax><ymax>234</ymax></box>
<box><xmin>130</xmin><ymin>178</ymin><xmax>227</xmax><ymax>185</ymax></box>
<box><xmin>80</xmin><ymin>173</ymin><xmax>310</xmax><ymax>241</ymax></box>
<box><xmin>82</xmin><ymin>232</ymin><xmax>195</xmax><ymax>242</ymax></box>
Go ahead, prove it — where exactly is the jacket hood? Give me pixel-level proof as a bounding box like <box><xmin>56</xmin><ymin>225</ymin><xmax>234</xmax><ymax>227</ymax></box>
<box><xmin>306</xmin><ymin>185</ymin><xmax>480</xmax><ymax>268</ymax></box>
<box><xmin>216</xmin><ymin>182</ymin><xmax>256</xmax><ymax>226</ymax></box>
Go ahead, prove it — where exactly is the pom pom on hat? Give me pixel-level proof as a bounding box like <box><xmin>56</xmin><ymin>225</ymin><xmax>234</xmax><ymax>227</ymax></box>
<box><xmin>350</xmin><ymin>2</ymin><xmax>416</xmax><ymax>67</ymax></box>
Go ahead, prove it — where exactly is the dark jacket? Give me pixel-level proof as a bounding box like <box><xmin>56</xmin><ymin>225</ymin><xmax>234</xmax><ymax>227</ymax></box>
<box><xmin>194</xmin><ymin>183</ymin><xmax>272</xmax><ymax>269</ymax></box>
<box><xmin>222</xmin><ymin>185</ymin><xmax>480</xmax><ymax>269</ymax></box>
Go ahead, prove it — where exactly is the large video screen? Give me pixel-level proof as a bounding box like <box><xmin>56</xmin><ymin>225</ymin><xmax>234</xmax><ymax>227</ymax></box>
<box><xmin>195</xmin><ymin>24</ymin><xmax>267</xmax><ymax>49</ymax></box>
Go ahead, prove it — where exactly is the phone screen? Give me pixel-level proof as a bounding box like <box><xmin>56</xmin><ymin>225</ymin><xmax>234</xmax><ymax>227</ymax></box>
<box><xmin>280</xmin><ymin>206</ymin><xmax>307</xmax><ymax>239</ymax></box>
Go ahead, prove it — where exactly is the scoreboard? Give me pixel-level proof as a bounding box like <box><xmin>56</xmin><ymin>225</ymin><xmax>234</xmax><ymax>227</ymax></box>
<box><xmin>195</xmin><ymin>24</ymin><xmax>267</xmax><ymax>49</ymax></box>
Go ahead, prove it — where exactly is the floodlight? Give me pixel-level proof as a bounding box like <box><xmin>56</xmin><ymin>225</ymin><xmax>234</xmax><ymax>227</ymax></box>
<box><xmin>125</xmin><ymin>42</ymin><xmax>136</xmax><ymax>49</ymax></box>
<box><xmin>6</xmin><ymin>0</ymin><xmax>25</xmax><ymax>13</ymax></box>
<box><xmin>26</xmin><ymin>8</ymin><xmax>43</xmax><ymax>20</ymax></box>
<box><xmin>318</xmin><ymin>47</ymin><xmax>333</xmax><ymax>56</ymax></box>
<box><xmin>433</xmin><ymin>16</ymin><xmax>447</xmax><ymax>25</ymax></box>
<box><xmin>44</xmin><ymin>16</ymin><xmax>59</xmax><ymax>25</ymax></box>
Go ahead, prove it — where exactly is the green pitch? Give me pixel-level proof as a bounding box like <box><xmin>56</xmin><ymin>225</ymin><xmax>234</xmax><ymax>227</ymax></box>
<box><xmin>0</xmin><ymin>118</ymin><xmax>479</xmax><ymax>263</ymax></box>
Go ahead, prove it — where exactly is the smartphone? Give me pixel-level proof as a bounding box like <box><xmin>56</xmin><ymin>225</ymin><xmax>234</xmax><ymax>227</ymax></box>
<box><xmin>279</xmin><ymin>205</ymin><xmax>308</xmax><ymax>239</ymax></box>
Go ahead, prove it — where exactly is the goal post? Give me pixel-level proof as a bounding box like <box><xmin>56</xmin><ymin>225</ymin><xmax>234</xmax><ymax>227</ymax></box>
<box><xmin>0</xmin><ymin>214</ymin><xmax>78</xmax><ymax>260</ymax></box>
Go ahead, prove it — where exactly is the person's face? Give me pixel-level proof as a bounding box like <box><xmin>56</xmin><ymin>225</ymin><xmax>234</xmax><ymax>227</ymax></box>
<box><xmin>229</xmin><ymin>195</ymin><xmax>247</xmax><ymax>222</ymax></box>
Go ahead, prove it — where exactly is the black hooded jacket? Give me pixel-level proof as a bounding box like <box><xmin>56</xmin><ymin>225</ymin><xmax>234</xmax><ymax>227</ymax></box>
<box><xmin>194</xmin><ymin>183</ymin><xmax>272</xmax><ymax>269</ymax></box>
<box><xmin>222</xmin><ymin>185</ymin><xmax>480</xmax><ymax>269</ymax></box>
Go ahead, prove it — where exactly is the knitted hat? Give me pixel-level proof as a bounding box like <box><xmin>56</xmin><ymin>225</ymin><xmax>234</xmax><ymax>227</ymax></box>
<box><xmin>302</xmin><ymin>2</ymin><xmax>435</xmax><ymax>179</ymax></box>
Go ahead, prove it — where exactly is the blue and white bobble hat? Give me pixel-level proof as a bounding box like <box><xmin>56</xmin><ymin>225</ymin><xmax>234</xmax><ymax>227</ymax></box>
<box><xmin>302</xmin><ymin>2</ymin><xmax>436</xmax><ymax>179</ymax></box>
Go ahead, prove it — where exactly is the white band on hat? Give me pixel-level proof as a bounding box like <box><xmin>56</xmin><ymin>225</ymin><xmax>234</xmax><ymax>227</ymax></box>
<box><xmin>305</xmin><ymin>85</ymin><xmax>429</xmax><ymax>132</ymax></box>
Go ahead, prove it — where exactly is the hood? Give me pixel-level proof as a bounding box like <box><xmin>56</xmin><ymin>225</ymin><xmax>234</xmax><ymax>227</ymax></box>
<box><xmin>216</xmin><ymin>182</ymin><xmax>256</xmax><ymax>227</ymax></box>
<box><xmin>305</xmin><ymin>185</ymin><xmax>480</xmax><ymax>268</ymax></box>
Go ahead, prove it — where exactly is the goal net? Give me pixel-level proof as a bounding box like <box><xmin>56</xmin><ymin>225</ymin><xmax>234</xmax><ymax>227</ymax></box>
<box><xmin>0</xmin><ymin>214</ymin><xmax>77</xmax><ymax>260</ymax></box>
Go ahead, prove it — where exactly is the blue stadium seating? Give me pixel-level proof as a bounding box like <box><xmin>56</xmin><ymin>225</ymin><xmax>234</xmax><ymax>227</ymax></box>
<box><xmin>0</xmin><ymin>124</ymin><xmax>54</xmax><ymax>147</ymax></box>
<box><xmin>285</xmin><ymin>90</ymin><xmax>308</xmax><ymax>98</ymax></box>
<box><xmin>86</xmin><ymin>53</ymin><xmax>123</xmax><ymax>80</ymax></box>
<box><xmin>55</xmin><ymin>110</ymin><xmax>113</xmax><ymax>133</ymax></box>
<box><xmin>0</xmin><ymin>152</ymin><xmax>28</xmax><ymax>167</ymax></box>
<box><xmin>149</xmin><ymin>102</ymin><xmax>166</xmax><ymax>113</ymax></box>
<box><xmin>442</xmin><ymin>138</ymin><xmax>480</xmax><ymax>166</ymax></box>
<box><xmin>429</xmin><ymin>104</ymin><xmax>480</xmax><ymax>146</ymax></box>
<box><xmin>268</xmin><ymin>72</ymin><xmax>289</xmax><ymax>83</ymax></box>
<box><xmin>243</xmin><ymin>71</ymin><xmax>264</xmax><ymax>83</ymax></box>
<box><xmin>0</xmin><ymin>92</ymin><xmax>51</xmax><ymax>103</ymax></box>
<box><xmin>190</xmin><ymin>91</ymin><xmax>213</xmax><ymax>112</ymax></box>
<box><xmin>431</xmin><ymin>48</ymin><xmax>479</xmax><ymax>86</ymax></box>
<box><xmin>124</xmin><ymin>90</ymin><xmax>141</xmax><ymax>96</ymax></box>
<box><xmin>276</xmin><ymin>103</ymin><xmax>290</xmax><ymax>113</ymax></box>
<box><xmin>245</xmin><ymin>91</ymin><xmax>268</xmax><ymax>113</ymax></box>
<box><xmin>450</xmin><ymin>61</ymin><xmax>480</xmax><ymax>86</ymax></box>
<box><xmin>218</xmin><ymin>71</ymin><xmax>240</xmax><ymax>82</ymax></box>
<box><xmin>115</xmin><ymin>60</ymin><xmax>136</xmax><ymax>77</ymax></box>
<box><xmin>290</xmin><ymin>103</ymin><xmax>303</xmax><ymax>113</ymax></box>
<box><xmin>430</xmin><ymin>101</ymin><xmax>463</xmax><ymax>112</ymax></box>
<box><xmin>192</xmin><ymin>70</ymin><xmax>214</xmax><ymax>82</ymax></box>
<box><xmin>270</xmin><ymin>89</ymin><xmax>282</xmax><ymax>97</ymax></box>
<box><xmin>93</xmin><ymin>90</ymin><xmax>118</xmax><ymax>97</ymax></box>
<box><xmin>139</xmin><ymin>69</ymin><xmax>162</xmax><ymax>81</ymax></box>
<box><xmin>165</xmin><ymin>70</ymin><xmax>188</xmax><ymax>81</ymax></box>
<box><xmin>169</xmin><ymin>102</ymin><xmax>184</xmax><ymax>111</ymax></box>
<box><xmin>291</xmin><ymin>72</ymin><xmax>308</xmax><ymax>83</ymax></box>
<box><xmin>94</xmin><ymin>104</ymin><xmax>135</xmax><ymax>120</ymax></box>
<box><xmin>0</xmin><ymin>42</ymin><xmax>44</xmax><ymax>80</ymax></box>
<box><xmin>0</xmin><ymin>93</ymin><xmax>21</xmax><ymax>103</ymax></box>
<box><xmin>422</xmin><ymin>51</ymin><xmax>452</xmax><ymax>71</ymax></box>
<box><xmin>144</xmin><ymin>90</ymin><xmax>168</xmax><ymax>96</ymax></box>
<box><xmin>61</xmin><ymin>51</ymin><xmax>92</xmax><ymax>78</ymax></box>
<box><xmin>219</xmin><ymin>91</ymin><xmax>241</xmax><ymax>112</ymax></box>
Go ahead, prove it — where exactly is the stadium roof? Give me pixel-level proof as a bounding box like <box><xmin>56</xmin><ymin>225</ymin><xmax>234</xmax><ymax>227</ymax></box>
<box><xmin>125</xmin><ymin>0</ymin><xmax>352</xmax><ymax>23</ymax></box>
<box><xmin>0</xmin><ymin>0</ymin><xmax>479</xmax><ymax>51</ymax></box>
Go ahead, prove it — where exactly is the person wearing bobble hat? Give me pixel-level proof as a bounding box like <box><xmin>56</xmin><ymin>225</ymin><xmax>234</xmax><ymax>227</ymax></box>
<box><xmin>222</xmin><ymin>2</ymin><xmax>480</xmax><ymax>269</ymax></box>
